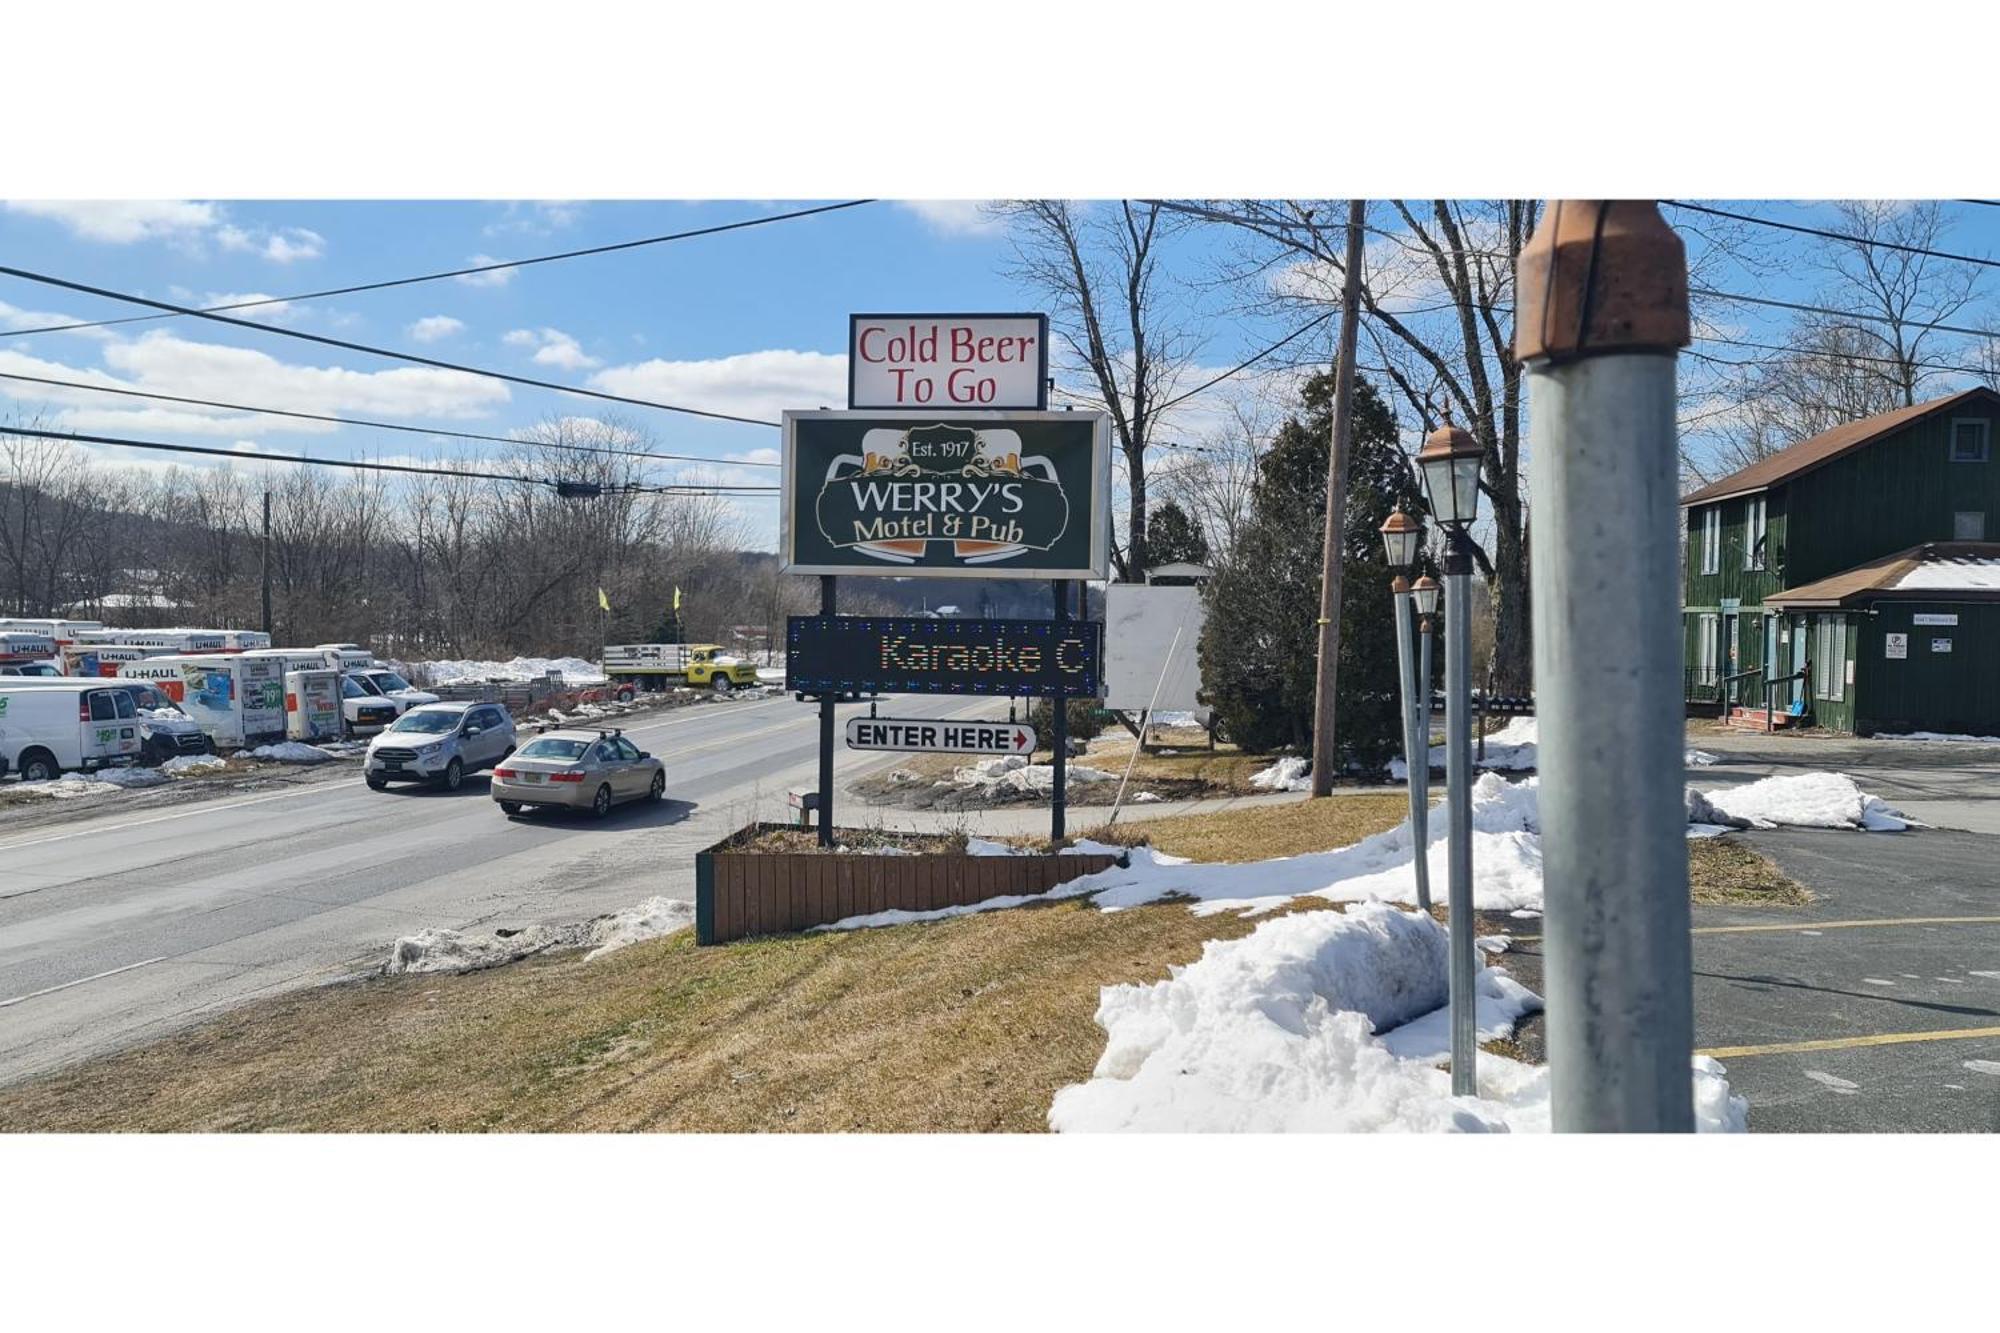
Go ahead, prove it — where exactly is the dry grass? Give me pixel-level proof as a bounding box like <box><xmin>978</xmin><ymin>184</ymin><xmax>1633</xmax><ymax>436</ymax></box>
<box><xmin>1687</xmin><ymin>836</ymin><xmax>1811</xmax><ymax>906</ymax></box>
<box><xmin>0</xmin><ymin>896</ymin><xmax>1288</xmax><ymax>1134</ymax></box>
<box><xmin>1074</xmin><ymin>793</ymin><xmax>1411</xmax><ymax>863</ymax></box>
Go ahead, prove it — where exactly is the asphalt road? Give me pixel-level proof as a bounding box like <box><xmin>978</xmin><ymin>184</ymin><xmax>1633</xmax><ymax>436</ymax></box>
<box><xmin>0</xmin><ymin>690</ymin><xmax>994</xmax><ymax>1087</ymax></box>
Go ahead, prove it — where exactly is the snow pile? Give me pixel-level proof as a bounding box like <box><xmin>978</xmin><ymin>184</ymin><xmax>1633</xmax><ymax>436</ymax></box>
<box><xmin>1249</xmin><ymin>757</ymin><xmax>1310</xmax><ymax>792</ymax></box>
<box><xmin>136</xmin><ymin>704</ymin><xmax>191</xmax><ymax>721</ymax></box>
<box><xmin>72</xmin><ymin>766</ymin><xmax>170</xmax><ymax>790</ymax></box>
<box><xmin>1048</xmin><ymin>901</ymin><xmax>1745</xmax><ymax>1133</ymax></box>
<box><xmin>582</xmin><ymin>896</ymin><xmax>695</xmax><ymax>960</ymax></box>
<box><xmin>240</xmin><ymin>741</ymin><xmax>339</xmax><ymax>764</ymax></box>
<box><xmin>947</xmin><ymin>753</ymin><xmax>1117</xmax><ymax>794</ymax></box>
<box><xmin>1699</xmin><ymin>772</ymin><xmax>1917</xmax><ymax>831</ymax></box>
<box><xmin>1390</xmin><ymin>715</ymin><xmax>1539</xmax><ymax>779</ymax></box>
<box><xmin>1870</xmin><ymin>730</ymin><xmax>2000</xmax><ymax>745</ymax></box>
<box><xmin>418</xmin><ymin>655</ymin><xmax>606</xmax><ymax>685</ymax></box>
<box><xmin>161</xmin><ymin>754</ymin><xmax>228</xmax><ymax>776</ymax></box>
<box><xmin>1685</xmin><ymin>748</ymin><xmax>1720</xmax><ymax>766</ymax></box>
<box><xmin>386</xmin><ymin>896</ymin><xmax>695</xmax><ymax>974</ymax></box>
<box><xmin>1894</xmin><ymin>560</ymin><xmax>2000</xmax><ymax>591</ymax></box>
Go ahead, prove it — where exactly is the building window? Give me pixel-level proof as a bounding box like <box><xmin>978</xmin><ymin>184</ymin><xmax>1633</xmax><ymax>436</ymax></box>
<box><xmin>1814</xmin><ymin>617</ymin><xmax>1847</xmax><ymax>701</ymax></box>
<box><xmin>1954</xmin><ymin>510</ymin><xmax>1986</xmax><ymax>541</ymax></box>
<box><xmin>1950</xmin><ymin>418</ymin><xmax>1990</xmax><ymax>463</ymax></box>
<box><xmin>1696</xmin><ymin>613</ymin><xmax>1719</xmax><ymax>685</ymax></box>
<box><xmin>1698</xmin><ymin>506</ymin><xmax>1720</xmax><ymax>575</ymax></box>
<box><xmin>1744</xmin><ymin>495</ymin><xmax>1767</xmax><ymax>569</ymax></box>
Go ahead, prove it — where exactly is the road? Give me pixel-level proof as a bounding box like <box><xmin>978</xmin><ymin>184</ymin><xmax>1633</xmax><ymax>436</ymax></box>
<box><xmin>0</xmin><ymin>690</ymin><xmax>994</xmax><ymax>1087</ymax></box>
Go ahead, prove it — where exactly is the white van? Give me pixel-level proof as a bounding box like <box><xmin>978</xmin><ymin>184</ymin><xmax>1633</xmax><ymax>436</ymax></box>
<box><xmin>316</xmin><ymin>643</ymin><xmax>375</xmax><ymax>671</ymax></box>
<box><xmin>117</xmin><ymin>654</ymin><xmax>287</xmax><ymax>749</ymax></box>
<box><xmin>2</xmin><ymin>631</ymin><xmax>59</xmax><ymax>666</ymax></box>
<box><xmin>0</xmin><ymin>680</ymin><xmax>145</xmax><ymax>781</ymax></box>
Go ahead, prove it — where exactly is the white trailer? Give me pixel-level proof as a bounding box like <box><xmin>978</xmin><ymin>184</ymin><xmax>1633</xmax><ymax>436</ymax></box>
<box><xmin>117</xmin><ymin>653</ymin><xmax>287</xmax><ymax>748</ymax></box>
<box><xmin>0</xmin><ymin>679</ymin><xmax>145</xmax><ymax>781</ymax></box>
<box><xmin>80</xmin><ymin>628</ymin><xmax>229</xmax><ymax>654</ymax></box>
<box><xmin>284</xmin><ymin>669</ymin><xmax>343</xmax><ymax>742</ymax></box>
<box><xmin>2</xmin><ymin>631</ymin><xmax>60</xmax><ymax>665</ymax></box>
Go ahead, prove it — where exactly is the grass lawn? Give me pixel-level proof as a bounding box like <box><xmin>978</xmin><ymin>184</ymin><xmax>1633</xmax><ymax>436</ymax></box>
<box><xmin>1687</xmin><ymin>836</ymin><xmax>1811</xmax><ymax>906</ymax></box>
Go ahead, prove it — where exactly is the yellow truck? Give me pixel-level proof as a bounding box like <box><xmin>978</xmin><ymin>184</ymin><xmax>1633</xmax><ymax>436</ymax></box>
<box><xmin>603</xmin><ymin>642</ymin><xmax>760</xmax><ymax>698</ymax></box>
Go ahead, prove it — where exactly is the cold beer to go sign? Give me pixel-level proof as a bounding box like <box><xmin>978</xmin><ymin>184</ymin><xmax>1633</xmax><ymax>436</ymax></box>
<box><xmin>849</xmin><ymin>313</ymin><xmax>1049</xmax><ymax>410</ymax></box>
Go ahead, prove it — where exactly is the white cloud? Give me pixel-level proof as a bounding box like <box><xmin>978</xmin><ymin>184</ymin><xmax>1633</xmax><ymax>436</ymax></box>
<box><xmin>0</xmin><ymin>298</ymin><xmax>117</xmax><ymax>341</ymax></box>
<box><xmin>897</xmin><ymin>200</ymin><xmax>1002</xmax><ymax>236</ymax></box>
<box><xmin>726</xmin><ymin>446</ymin><xmax>782</xmax><ymax>466</ymax></box>
<box><xmin>484</xmin><ymin>201</ymin><xmax>584</xmax><ymax>237</ymax></box>
<box><xmin>455</xmin><ymin>255</ymin><xmax>515</xmax><ymax>287</ymax></box>
<box><xmin>202</xmin><ymin>292</ymin><xmax>293</xmax><ymax>323</ymax></box>
<box><xmin>4</xmin><ymin>199</ymin><xmax>220</xmax><ymax>244</ymax></box>
<box><xmin>588</xmin><ymin>349</ymin><xmax>849</xmax><ymax>422</ymax></box>
<box><xmin>407</xmin><ymin>315</ymin><xmax>466</xmax><ymax>344</ymax></box>
<box><xmin>504</xmin><ymin>327</ymin><xmax>599</xmax><ymax>370</ymax></box>
<box><xmin>216</xmin><ymin>223</ymin><xmax>323</xmax><ymax>262</ymax></box>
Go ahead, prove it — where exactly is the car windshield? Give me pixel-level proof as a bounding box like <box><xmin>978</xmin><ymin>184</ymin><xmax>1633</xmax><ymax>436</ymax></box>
<box><xmin>123</xmin><ymin>686</ymin><xmax>169</xmax><ymax>709</ymax></box>
<box><xmin>388</xmin><ymin>710</ymin><xmax>460</xmax><ymax>734</ymax></box>
<box><xmin>371</xmin><ymin>671</ymin><xmax>415</xmax><ymax>692</ymax></box>
<box><xmin>517</xmin><ymin>737</ymin><xmax>590</xmax><ymax>760</ymax></box>
<box><xmin>341</xmin><ymin>677</ymin><xmax>370</xmax><ymax>699</ymax></box>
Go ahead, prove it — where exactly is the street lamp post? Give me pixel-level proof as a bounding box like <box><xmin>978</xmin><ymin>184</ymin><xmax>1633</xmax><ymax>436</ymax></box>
<box><xmin>1416</xmin><ymin>422</ymin><xmax>1486</xmax><ymax>1098</ymax></box>
<box><xmin>1410</xmin><ymin>574</ymin><xmax>1440</xmax><ymax>905</ymax></box>
<box><xmin>1380</xmin><ymin>510</ymin><xmax>1431</xmax><ymax>913</ymax></box>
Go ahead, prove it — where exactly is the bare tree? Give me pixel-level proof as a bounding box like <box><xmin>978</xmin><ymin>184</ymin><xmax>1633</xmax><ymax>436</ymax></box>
<box><xmin>995</xmin><ymin>200</ymin><xmax>1197</xmax><ymax>580</ymax></box>
<box><xmin>1811</xmin><ymin>200</ymin><xmax>1982</xmax><ymax>407</ymax></box>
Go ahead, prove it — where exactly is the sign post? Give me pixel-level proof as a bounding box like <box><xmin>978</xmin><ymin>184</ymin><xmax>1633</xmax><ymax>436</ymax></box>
<box><xmin>1051</xmin><ymin>579</ymin><xmax>1070</xmax><ymax>841</ymax></box>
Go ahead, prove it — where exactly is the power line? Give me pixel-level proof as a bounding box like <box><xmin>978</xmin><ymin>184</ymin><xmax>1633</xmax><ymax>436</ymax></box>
<box><xmin>0</xmin><ymin>263</ymin><xmax>788</xmax><ymax>428</ymax></box>
<box><xmin>0</xmin><ymin>200</ymin><xmax>877</xmax><ymax>340</ymax></box>
<box><xmin>0</xmin><ymin>370</ymin><xmax>780</xmax><ymax>468</ymax></box>
<box><xmin>1153</xmin><ymin>310</ymin><xmax>1338</xmax><ymax>416</ymax></box>
<box><xmin>1956</xmin><ymin>200</ymin><xmax>2000</xmax><ymax>209</ymax></box>
<box><xmin>1662</xmin><ymin>200</ymin><xmax>2000</xmax><ymax>270</ymax></box>
<box><xmin>1690</xmin><ymin>287</ymin><xmax>1995</xmax><ymax>340</ymax></box>
<box><xmin>0</xmin><ymin>423</ymin><xmax>779</xmax><ymax>492</ymax></box>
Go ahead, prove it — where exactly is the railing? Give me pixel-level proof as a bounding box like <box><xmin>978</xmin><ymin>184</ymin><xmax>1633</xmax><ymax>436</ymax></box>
<box><xmin>1684</xmin><ymin>667</ymin><xmax>1724</xmax><ymax>705</ymax></box>
<box><xmin>1720</xmin><ymin>665</ymin><xmax>1764</xmax><ymax>708</ymax></box>
<box><xmin>1763</xmin><ymin>664</ymin><xmax>1809</xmax><ymax>732</ymax></box>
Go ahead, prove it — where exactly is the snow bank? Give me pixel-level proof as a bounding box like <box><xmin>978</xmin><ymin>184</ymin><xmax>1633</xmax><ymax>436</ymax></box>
<box><xmin>240</xmin><ymin>741</ymin><xmax>339</xmax><ymax>764</ymax></box>
<box><xmin>946</xmin><ymin>753</ymin><xmax>1116</xmax><ymax>795</ymax></box>
<box><xmin>1249</xmin><ymin>757</ymin><xmax>1310</xmax><ymax>792</ymax></box>
<box><xmin>1686</xmin><ymin>749</ymin><xmax>1720</xmax><ymax>766</ymax></box>
<box><xmin>1049</xmin><ymin>901</ymin><xmax>1744</xmax><ymax>1133</ymax></box>
<box><xmin>417</xmin><ymin>655</ymin><xmax>606</xmax><ymax>685</ymax></box>
<box><xmin>1699</xmin><ymin>772</ymin><xmax>1917</xmax><ymax>831</ymax></box>
<box><xmin>1869</xmin><ymin>730</ymin><xmax>2000</xmax><ymax>745</ymax></box>
<box><xmin>161</xmin><ymin>754</ymin><xmax>228</xmax><ymax>776</ymax></box>
<box><xmin>385</xmin><ymin>896</ymin><xmax>695</xmax><ymax>974</ymax></box>
<box><xmin>1390</xmin><ymin>715</ymin><xmax>1539</xmax><ymax>779</ymax></box>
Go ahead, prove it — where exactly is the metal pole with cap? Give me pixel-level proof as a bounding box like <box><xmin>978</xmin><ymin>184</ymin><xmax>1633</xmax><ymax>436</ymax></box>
<box><xmin>1517</xmin><ymin>200</ymin><xmax>1695</xmax><ymax>1132</ymax></box>
<box><xmin>1381</xmin><ymin>511</ymin><xmax>1431</xmax><ymax>913</ymax></box>
<box><xmin>1411</xmin><ymin>574</ymin><xmax>1440</xmax><ymax>905</ymax></box>
<box><xmin>1416</xmin><ymin>422</ymin><xmax>1486</xmax><ymax>1097</ymax></box>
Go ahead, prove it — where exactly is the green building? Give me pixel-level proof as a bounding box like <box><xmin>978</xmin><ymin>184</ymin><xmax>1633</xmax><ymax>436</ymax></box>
<box><xmin>1681</xmin><ymin>385</ymin><xmax>2000</xmax><ymax>735</ymax></box>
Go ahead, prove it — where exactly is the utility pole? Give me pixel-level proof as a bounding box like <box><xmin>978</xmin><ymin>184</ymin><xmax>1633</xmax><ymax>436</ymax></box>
<box><xmin>260</xmin><ymin>488</ymin><xmax>273</xmax><ymax>636</ymax></box>
<box><xmin>1309</xmin><ymin>199</ymin><xmax>1366</xmax><ymax>798</ymax></box>
<box><xmin>1519</xmin><ymin>200</ymin><xmax>1694</xmax><ymax>1131</ymax></box>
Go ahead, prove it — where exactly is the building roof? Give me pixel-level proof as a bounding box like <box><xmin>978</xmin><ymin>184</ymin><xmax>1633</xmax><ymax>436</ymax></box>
<box><xmin>1681</xmin><ymin>385</ymin><xmax>2000</xmax><ymax>508</ymax></box>
<box><xmin>1766</xmin><ymin>542</ymin><xmax>2000</xmax><ymax>608</ymax></box>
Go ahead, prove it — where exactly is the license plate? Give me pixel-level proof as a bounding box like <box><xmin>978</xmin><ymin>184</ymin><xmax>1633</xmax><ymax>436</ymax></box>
<box><xmin>520</xmin><ymin>773</ymin><xmax>541</xmax><ymax>783</ymax></box>
<box><xmin>384</xmin><ymin>762</ymin><xmax>404</xmax><ymax>772</ymax></box>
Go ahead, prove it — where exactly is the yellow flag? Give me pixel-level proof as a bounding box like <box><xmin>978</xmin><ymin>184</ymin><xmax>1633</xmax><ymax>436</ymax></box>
<box><xmin>673</xmin><ymin>585</ymin><xmax>683</xmax><ymax>611</ymax></box>
<box><xmin>597</xmin><ymin>587</ymin><xmax>611</xmax><ymax>613</ymax></box>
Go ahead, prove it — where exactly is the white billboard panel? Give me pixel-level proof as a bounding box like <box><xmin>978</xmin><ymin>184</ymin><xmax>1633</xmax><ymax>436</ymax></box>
<box><xmin>1103</xmin><ymin>583</ymin><xmax>1206</xmax><ymax>715</ymax></box>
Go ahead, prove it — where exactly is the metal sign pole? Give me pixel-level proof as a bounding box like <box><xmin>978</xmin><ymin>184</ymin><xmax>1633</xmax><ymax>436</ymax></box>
<box><xmin>1519</xmin><ymin>201</ymin><xmax>1694</xmax><ymax>1131</ymax></box>
<box><xmin>1443</xmin><ymin>533</ymin><xmax>1477</xmax><ymax>1096</ymax></box>
<box><xmin>1050</xmin><ymin>578</ymin><xmax>1069</xmax><ymax>842</ymax></box>
<box><xmin>1416</xmin><ymin>614</ymin><xmax>1433</xmax><ymax>877</ymax></box>
<box><xmin>1392</xmin><ymin>584</ymin><xmax>1432</xmax><ymax>912</ymax></box>
<box><xmin>817</xmin><ymin>574</ymin><xmax>837</xmax><ymax>848</ymax></box>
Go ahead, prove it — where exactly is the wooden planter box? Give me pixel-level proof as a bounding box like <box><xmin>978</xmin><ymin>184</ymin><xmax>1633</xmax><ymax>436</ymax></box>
<box><xmin>694</xmin><ymin>823</ymin><xmax>1126</xmax><ymax>945</ymax></box>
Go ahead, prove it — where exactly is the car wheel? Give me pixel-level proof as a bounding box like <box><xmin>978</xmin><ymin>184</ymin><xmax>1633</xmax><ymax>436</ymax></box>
<box><xmin>441</xmin><ymin>758</ymin><xmax>463</xmax><ymax>791</ymax></box>
<box><xmin>647</xmin><ymin>770</ymin><xmax>665</xmax><ymax>802</ymax></box>
<box><xmin>616</xmin><ymin>686</ymin><xmax>635</xmax><ymax>705</ymax></box>
<box><xmin>498</xmin><ymin>800</ymin><xmax>522</xmax><ymax>816</ymax></box>
<box><xmin>710</xmin><ymin>675</ymin><xmax>732</xmax><ymax>694</ymax></box>
<box><xmin>365</xmin><ymin>773</ymin><xmax>388</xmax><ymax>791</ymax></box>
<box><xmin>591</xmin><ymin>783</ymin><xmax>613</xmax><ymax>818</ymax></box>
<box><xmin>18</xmin><ymin>749</ymin><xmax>59</xmax><ymax>783</ymax></box>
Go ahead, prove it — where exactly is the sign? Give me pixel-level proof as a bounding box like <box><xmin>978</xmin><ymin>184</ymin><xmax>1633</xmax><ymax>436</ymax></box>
<box><xmin>1719</xmin><ymin>598</ymin><xmax>1740</xmax><ymax>613</ymax></box>
<box><xmin>1103</xmin><ymin>583</ymin><xmax>1206</xmax><ymax>714</ymax></box>
<box><xmin>1913</xmin><ymin>613</ymin><xmax>1959</xmax><ymax>626</ymax></box>
<box><xmin>1885</xmin><ymin>633</ymin><xmax>1908</xmax><ymax>660</ymax></box>
<box><xmin>1932</xmin><ymin>638</ymin><xmax>1954</xmax><ymax>653</ymax></box>
<box><xmin>786</xmin><ymin>616</ymin><xmax>1103</xmax><ymax>697</ymax></box>
<box><xmin>781</xmin><ymin>411</ymin><xmax>1110</xmax><ymax>579</ymax></box>
<box><xmin>849</xmin><ymin>313</ymin><xmax>1049</xmax><ymax>410</ymax></box>
<box><xmin>845</xmin><ymin>716</ymin><xmax>1036</xmax><ymax>755</ymax></box>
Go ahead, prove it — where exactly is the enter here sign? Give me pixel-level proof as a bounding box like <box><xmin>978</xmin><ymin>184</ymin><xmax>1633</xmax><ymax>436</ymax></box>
<box><xmin>845</xmin><ymin>717</ymin><xmax>1036</xmax><ymax>755</ymax></box>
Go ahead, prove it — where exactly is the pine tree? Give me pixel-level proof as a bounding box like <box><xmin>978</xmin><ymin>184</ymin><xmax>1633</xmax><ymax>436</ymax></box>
<box><xmin>1146</xmin><ymin>499</ymin><xmax>1210</xmax><ymax>568</ymax></box>
<box><xmin>1198</xmin><ymin>369</ymin><xmax>1424</xmax><ymax>763</ymax></box>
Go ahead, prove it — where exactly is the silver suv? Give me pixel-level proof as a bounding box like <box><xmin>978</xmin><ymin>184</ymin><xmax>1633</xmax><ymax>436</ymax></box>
<box><xmin>365</xmin><ymin>701</ymin><xmax>515</xmax><ymax>791</ymax></box>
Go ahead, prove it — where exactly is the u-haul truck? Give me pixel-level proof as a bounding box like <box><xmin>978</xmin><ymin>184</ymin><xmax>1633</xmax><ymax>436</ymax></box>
<box><xmin>117</xmin><ymin>653</ymin><xmax>286</xmax><ymax>748</ymax></box>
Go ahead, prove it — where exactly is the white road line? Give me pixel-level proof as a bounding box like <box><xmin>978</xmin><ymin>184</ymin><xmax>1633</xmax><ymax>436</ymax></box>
<box><xmin>0</xmin><ymin>956</ymin><xmax>168</xmax><ymax>1009</ymax></box>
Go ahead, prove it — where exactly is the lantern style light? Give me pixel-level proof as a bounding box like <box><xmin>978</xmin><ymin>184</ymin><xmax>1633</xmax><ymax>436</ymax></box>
<box><xmin>1410</xmin><ymin>575</ymin><xmax>1441</xmax><ymax>618</ymax></box>
<box><xmin>1416</xmin><ymin>424</ymin><xmax>1484</xmax><ymax>529</ymax></box>
<box><xmin>1379</xmin><ymin>509</ymin><xmax>1425</xmax><ymax>571</ymax></box>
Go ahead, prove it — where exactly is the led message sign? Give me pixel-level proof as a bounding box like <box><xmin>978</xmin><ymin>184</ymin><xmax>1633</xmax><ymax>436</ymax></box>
<box><xmin>785</xmin><ymin>616</ymin><xmax>1103</xmax><ymax>698</ymax></box>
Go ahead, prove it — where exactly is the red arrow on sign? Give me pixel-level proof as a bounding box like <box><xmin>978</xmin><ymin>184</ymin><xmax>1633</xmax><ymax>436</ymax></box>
<box><xmin>1014</xmin><ymin>729</ymin><xmax>1028</xmax><ymax>750</ymax></box>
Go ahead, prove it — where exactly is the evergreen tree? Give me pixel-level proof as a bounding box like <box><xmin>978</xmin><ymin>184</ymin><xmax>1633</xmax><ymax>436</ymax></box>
<box><xmin>1198</xmin><ymin>369</ymin><xmax>1424</xmax><ymax>763</ymax></box>
<box><xmin>1146</xmin><ymin>498</ymin><xmax>1210</xmax><ymax>568</ymax></box>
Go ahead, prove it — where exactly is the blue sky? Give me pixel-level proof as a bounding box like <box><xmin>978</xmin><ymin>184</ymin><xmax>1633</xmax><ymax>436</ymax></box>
<box><xmin>6</xmin><ymin>197</ymin><xmax>2000</xmax><ymax>542</ymax></box>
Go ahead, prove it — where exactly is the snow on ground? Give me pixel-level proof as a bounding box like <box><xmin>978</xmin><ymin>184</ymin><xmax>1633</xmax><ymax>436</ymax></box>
<box><xmin>1869</xmin><ymin>730</ymin><xmax>2000</xmax><ymax>745</ymax></box>
<box><xmin>1249</xmin><ymin>757</ymin><xmax>1310</xmax><ymax>792</ymax></box>
<box><xmin>946</xmin><ymin>753</ymin><xmax>1117</xmax><ymax>795</ymax></box>
<box><xmin>1047</xmin><ymin>900</ymin><xmax>1746</xmax><ymax>1133</ymax></box>
<box><xmin>385</xmin><ymin>896</ymin><xmax>694</xmax><ymax>974</ymax></box>
<box><xmin>1389</xmin><ymin>715</ymin><xmax>1539</xmax><ymax>780</ymax></box>
<box><xmin>416</xmin><ymin>655</ymin><xmax>606</xmax><ymax>685</ymax></box>
<box><xmin>1698</xmin><ymin>771</ymin><xmax>1918</xmax><ymax>831</ymax></box>
<box><xmin>160</xmin><ymin>754</ymin><xmax>228</xmax><ymax>776</ymax></box>
<box><xmin>1686</xmin><ymin>749</ymin><xmax>1720</xmax><ymax>766</ymax></box>
<box><xmin>239</xmin><ymin>741</ymin><xmax>340</xmax><ymax>764</ymax></box>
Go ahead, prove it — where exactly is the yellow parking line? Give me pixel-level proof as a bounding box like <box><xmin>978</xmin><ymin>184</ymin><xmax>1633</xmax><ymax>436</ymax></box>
<box><xmin>1700</xmin><ymin>1026</ymin><xmax>2000</xmax><ymax>1059</ymax></box>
